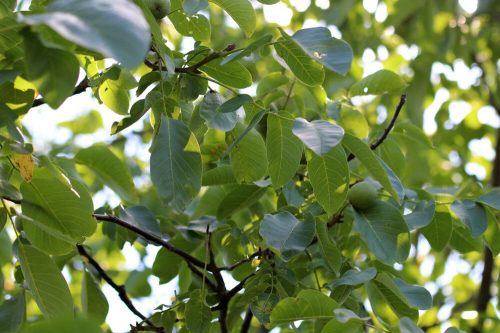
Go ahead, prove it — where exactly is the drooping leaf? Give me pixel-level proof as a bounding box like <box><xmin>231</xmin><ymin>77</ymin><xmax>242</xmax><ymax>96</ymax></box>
<box><xmin>185</xmin><ymin>290</ymin><xmax>212</xmax><ymax>333</ymax></box>
<box><xmin>266</xmin><ymin>113</ymin><xmax>303</xmax><ymax>188</ymax></box>
<box><xmin>477</xmin><ymin>188</ymin><xmax>500</xmax><ymax>210</ymax></box>
<box><xmin>404</xmin><ymin>200</ymin><xmax>435</xmax><ymax>230</ymax></box>
<box><xmin>260</xmin><ymin>212</ymin><xmax>315</xmax><ymax>260</ymax></box>
<box><xmin>150</xmin><ymin>116</ymin><xmax>202</xmax><ymax>209</ymax></box>
<box><xmin>290</xmin><ymin>27</ymin><xmax>353</xmax><ymax>75</ymax></box>
<box><xmin>308</xmin><ymin>145</ymin><xmax>349</xmax><ymax>215</ymax></box>
<box><xmin>209</xmin><ymin>0</ymin><xmax>256</xmax><ymax>37</ymax></box>
<box><xmin>81</xmin><ymin>271</ymin><xmax>109</xmax><ymax>324</ymax></box>
<box><xmin>274</xmin><ymin>32</ymin><xmax>325</xmax><ymax>86</ymax></box>
<box><xmin>350</xmin><ymin>70</ymin><xmax>407</xmax><ymax>96</ymax></box>
<box><xmin>270</xmin><ymin>289</ymin><xmax>339</xmax><ymax>325</ymax></box>
<box><xmin>18</xmin><ymin>244</ymin><xmax>74</xmax><ymax>318</ymax></box>
<box><xmin>19</xmin><ymin>0</ymin><xmax>150</xmax><ymax>68</ymax></box>
<box><xmin>315</xmin><ymin>220</ymin><xmax>341</xmax><ymax>273</ymax></box>
<box><xmin>152</xmin><ymin>248</ymin><xmax>183</xmax><ymax>284</ymax></box>
<box><xmin>451</xmin><ymin>199</ymin><xmax>487</xmax><ymax>237</ymax></box>
<box><xmin>228</xmin><ymin>122</ymin><xmax>267</xmax><ymax>183</ymax></box>
<box><xmin>22</xmin><ymin>31</ymin><xmax>79</xmax><ymax>109</ymax></box>
<box><xmin>199</xmin><ymin>91</ymin><xmax>238</xmax><ymax>131</ymax></box>
<box><xmin>393</xmin><ymin>278</ymin><xmax>432</xmax><ymax>310</ymax></box>
<box><xmin>353</xmin><ymin>200</ymin><xmax>408</xmax><ymax>264</ymax></box>
<box><xmin>75</xmin><ymin>144</ymin><xmax>137</xmax><ymax>203</ymax></box>
<box><xmin>330</xmin><ymin>267</ymin><xmax>377</xmax><ymax>288</ymax></box>
<box><xmin>292</xmin><ymin>118</ymin><xmax>344</xmax><ymax>156</ymax></box>
<box><xmin>421</xmin><ymin>208</ymin><xmax>452</xmax><ymax>251</ymax></box>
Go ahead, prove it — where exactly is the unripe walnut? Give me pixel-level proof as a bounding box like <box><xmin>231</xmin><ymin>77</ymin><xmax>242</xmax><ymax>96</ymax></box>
<box><xmin>347</xmin><ymin>181</ymin><xmax>378</xmax><ymax>210</ymax></box>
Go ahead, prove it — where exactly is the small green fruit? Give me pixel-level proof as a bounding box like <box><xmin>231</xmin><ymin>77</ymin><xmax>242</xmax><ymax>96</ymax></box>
<box><xmin>347</xmin><ymin>181</ymin><xmax>378</xmax><ymax>210</ymax></box>
<box><xmin>145</xmin><ymin>0</ymin><xmax>170</xmax><ymax>20</ymax></box>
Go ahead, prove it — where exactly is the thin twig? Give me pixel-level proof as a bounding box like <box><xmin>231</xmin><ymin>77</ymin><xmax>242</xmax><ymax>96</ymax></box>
<box><xmin>240</xmin><ymin>308</ymin><xmax>253</xmax><ymax>333</ymax></box>
<box><xmin>347</xmin><ymin>94</ymin><xmax>407</xmax><ymax>161</ymax></box>
<box><xmin>220</xmin><ymin>249</ymin><xmax>266</xmax><ymax>271</ymax></box>
<box><xmin>76</xmin><ymin>244</ymin><xmax>162</xmax><ymax>331</ymax></box>
<box><xmin>32</xmin><ymin>77</ymin><xmax>90</xmax><ymax>107</ymax></box>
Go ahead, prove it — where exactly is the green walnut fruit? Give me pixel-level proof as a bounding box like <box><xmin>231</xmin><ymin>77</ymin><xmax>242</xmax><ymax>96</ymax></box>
<box><xmin>145</xmin><ymin>0</ymin><xmax>170</xmax><ymax>20</ymax></box>
<box><xmin>347</xmin><ymin>181</ymin><xmax>378</xmax><ymax>210</ymax></box>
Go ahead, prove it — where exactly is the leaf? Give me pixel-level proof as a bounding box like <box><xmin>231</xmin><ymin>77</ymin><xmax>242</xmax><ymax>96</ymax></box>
<box><xmin>308</xmin><ymin>145</ymin><xmax>349</xmax><ymax>215</ymax></box>
<box><xmin>274</xmin><ymin>33</ymin><xmax>325</xmax><ymax>86</ymax></box>
<box><xmin>449</xmin><ymin>222</ymin><xmax>483</xmax><ymax>253</ymax></box>
<box><xmin>221</xmin><ymin>34</ymin><xmax>273</xmax><ymax>65</ymax></box>
<box><xmin>19</xmin><ymin>317</ymin><xmax>103</xmax><ymax>333</ymax></box>
<box><xmin>75</xmin><ymin>144</ymin><xmax>137</xmax><ymax>203</ymax></box>
<box><xmin>209</xmin><ymin>0</ymin><xmax>256</xmax><ymax>37</ymax></box>
<box><xmin>199</xmin><ymin>92</ymin><xmax>238</xmax><ymax>131</ymax></box>
<box><xmin>404</xmin><ymin>200</ymin><xmax>435</xmax><ymax>230</ymax></box>
<box><xmin>19</xmin><ymin>0</ymin><xmax>150</xmax><ymax>68</ymax></box>
<box><xmin>200</xmin><ymin>58</ymin><xmax>253</xmax><ymax>89</ymax></box>
<box><xmin>334</xmin><ymin>308</ymin><xmax>369</xmax><ymax>323</ymax></box>
<box><xmin>451</xmin><ymin>200</ymin><xmax>487</xmax><ymax>237</ymax></box>
<box><xmin>98</xmin><ymin>66</ymin><xmax>137</xmax><ymax>115</ymax></box>
<box><xmin>421</xmin><ymin>208</ymin><xmax>452</xmax><ymax>251</ymax></box>
<box><xmin>342</xmin><ymin>133</ymin><xmax>399</xmax><ymax>202</ymax></box>
<box><xmin>118</xmin><ymin>205</ymin><xmax>161</xmax><ymax>237</ymax></box>
<box><xmin>270</xmin><ymin>289</ymin><xmax>339</xmax><ymax>325</ymax></box>
<box><xmin>330</xmin><ymin>267</ymin><xmax>377</xmax><ymax>288</ymax></box>
<box><xmin>256</xmin><ymin>72</ymin><xmax>289</xmax><ymax>98</ymax></box>
<box><xmin>185</xmin><ymin>290</ymin><xmax>212</xmax><ymax>333</ymax></box>
<box><xmin>217</xmin><ymin>184</ymin><xmax>267</xmax><ymax>218</ymax></box>
<box><xmin>478</xmin><ymin>188</ymin><xmax>500</xmax><ymax>210</ymax></box>
<box><xmin>394</xmin><ymin>278</ymin><xmax>432</xmax><ymax>310</ymax></box>
<box><xmin>377</xmin><ymin>156</ymin><xmax>405</xmax><ymax>202</ymax></box>
<box><xmin>290</xmin><ymin>27</ymin><xmax>353</xmax><ymax>75</ymax></box>
<box><xmin>81</xmin><ymin>271</ymin><xmax>109</xmax><ymax>324</ymax></box>
<box><xmin>260</xmin><ymin>212</ymin><xmax>315</xmax><ymax>260</ymax></box>
<box><xmin>321</xmin><ymin>319</ymin><xmax>364</xmax><ymax>333</ymax></box>
<box><xmin>22</xmin><ymin>31</ymin><xmax>79</xmax><ymax>109</ymax></box>
<box><xmin>170</xmin><ymin>0</ymin><xmax>211</xmax><ymax>41</ymax></box>
<box><xmin>353</xmin><ymin>200</ymin><xmax>408</xmax><ymax>264</ymax></box>
<box><xmin>0</xmin><ymin>179</ymin><xmax>22</xmax><ymax>202</ymax></box>
<box><xmin>217</xmin><ymin>94</ymin><xmax>252</xmax><ymax>113</ymax></box>
<box><xmin>13</xmin><ymin>154</ymin><xmax>34</xmax><ymax>182</ymax></box>
<box><xmin>315</xmin><ymin>220</ymin><xmax>341</xmax><ymax>273</ymax></box>
<box><xmin>150</xmin><ymin>116</ymin><xmax>202</xmax><ymax>209</ymax></box>
<box><xmin>202</xmin><ymin>165</ymin><xmax>236</xmax><ymax>186</ymax></box>
<box><xmin>183</xmin><ymin>0</ymin><xmax>209</xmax><ymax>15</ymax></box>
<box><xmin>59</xmin><ymin>110</ymin><xmax>103</xmax><ymax>135</ymax></box>
<box><xmin>17</xmin><ymin>244</ymin><xmax>74</xmax><ymax>318</ymax></box>
<box><xmin>229</xmin><ymin>122</ymin><xmax>267</xmax><ymax>183</ymax></box>
<box><xmin>399</xmin><ymin>317</ymin><xmax>424</xmax><ymax>333</ymax></box>
<box><xmin>111</xmin><ymin>99</ymin><xmax>147</xmax><ymax>134</ymax></box>
<box><xmin>350</xmin><ymin>70</ymin><xmax>407</xmax><ymax>96</ymax></box>
<box><xmin>152</xmin><ymin>248</ymin><xmax>182</xmax><ymax>284</ymax></box>
<box><xmin>0</xmin><ymin>294</ymin><xmax>25</xmax><ymax>333</ymax></box>
<box><xmin>292</xmin><ymin>118</ymin><xmax>344</xmax><ymax>156</ymax></box>
<box><xmin>393</xmin><ymin>120</ymin><xmax>434</xmax><ymax>149</ymax></box>
<box><xmin>266</xmin><ymin>113</ymin><xmax>303</xmax><ymax>188</ymax></box>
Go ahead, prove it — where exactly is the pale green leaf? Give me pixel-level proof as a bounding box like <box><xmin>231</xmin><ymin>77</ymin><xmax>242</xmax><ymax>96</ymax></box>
<box><xmin>185</xmin><ymin>290</ymin><xmax>211</xmax><ymax>333</ymax></box>
<box><xmin>292</xmin><ymin>118</ymin><xmax>344</xmax><ymax>156</ymax></box>
<box><xmin>170</xmin><ymin>0</ymin><xmax>211</xmax><ymax>41</ymax></box>
<box><xmin>350</xmin><ymin>70</ymin><xmax>406</xmax><ymax>96</ymax></box>
<box><xmin>209</xmin><ymin>0</ymin><xmax>256</xmax><ymax>37</ymax></box>
<box><xmin>200</xmin><ymin>92</ymin><xmax>238</xmax><ymax>131</ymax></box>
<box><xmin>81</xmin><ymin>271</ymin><xmax>109</xmax><ymax>324</ymax></box>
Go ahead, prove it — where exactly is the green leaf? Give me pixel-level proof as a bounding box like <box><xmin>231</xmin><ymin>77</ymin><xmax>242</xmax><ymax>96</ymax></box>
<box><xmin>478</xmin><ymin>188</ymin><xmax>500</xmax><ymax>210</ymax></box>
<box><xmin>152</xmin><ymin>247</ymin><xmax>182</xmax><ymax>284</ymax></box>
<box><xmin>377</xmin><ymin>156</ymin><xmax>405</xmax><ymax>202</ymax></box>
<box><xmin>330</xmin><ymin>267</ymin><xmax>377</xmax><ymax>288</ymax></box>
<box><xmin>350</xmin><ymin>70</ymin><xmax>407</xmax><ymax>96</ymax></box>
<box><xmin>321</xmin><ymin>318</ymin><xmax>364</xmax><ymax>333</ymax></box>
<box><xmin>315</xmin><ymin>220</ymin><xmax>341</xmax><ymax>273</ymax></box>
<box><xmin>170</xmin><ymin>0</ymin><xmax>211</xmax><ymax>41</ymax></box>
<box><xmin>118</xmin><ymin>205</ymin><xmax>161</xmax><ymax>237</ymax></box>
<box><xmin>308</xmin><ymin>145</ymin><xmax>349</xmax><ymax>215</ymax></box>
<box><xmin>19</xmin><ymin>317</ymin><xmax>103</xmax><ymax>333</ymax></box>
<box><xmin>18</xmin><ymin>244</ymin><xmax>74</xmax><ymax>318</ymax></box>
<box><xmin>421</xmin><ymin>208</ymin><xmax>452</xmax><ymax>251</ymax></box>
<box><xmin>22</xmin><ymin>31</ymin><xmax>79</xmax><ymax>109</ymax></box>
<box><xmin>266</xmin><ymin>113</ymin><xmax>303</xmax><ymax>188</ymax></box>
<box><xmin>217</xmin><ymin>184</ymin><xmax>267</xmax><ymax>218</ymax></box>
<box><xmin>394</xmin><ymin>278</ymin><xmax>432</xmax><ymax>310</ymax></box>
<box><xmin>229</xmin><ymin>122</ymin><xmax>267</xmax><ymax>183</ymax></box>
<box><xmin>0</xmin><ymin>294</ymin><xmax>25</xmax><ymax>333</ymax></box>
<box><xmin>270</xmin><ymin>289</ymin><xmax>339</xmax><ymax>325</ymax></box>
<box><xmin>75</xmin><ymin>144</ymin><xmax>137</xmax><ymax>203</ymax></box>
<box><xmin>209</xmin><ymin>0</ymin><xmax>256</xmax><ymax>37</ymax></box>
<box><xmin>260</xmin><ymin>212</ymin><xmax>315</xmax><ymax>260</ymax></box>
<box><xmin>217</xmin><ymin>94</ymin><xmax>252</xmax><ymax>113</ymax></box>
<box><xmin>451</xmin><ymin>200</ymin><xmax>487</xmax><ymax>237</ymax></box>
<box><xmin>292</xmin><ymin>118</ymin><xmax>344</xmax><ymax>156</ymax></box>
<box><xmin>274</xmin><ymin>33</ymin><xmax>325</xmax><ymax>86</ymax></box>
<box><xmin>19</xmin><ymin>0</ymin><xmax>150</xmax><ymax>68</ymax></box>
<box><xmin>183</xmin><ymin>0</ymin><xmax>209</xmax><ymax>15</ymax></box>
<box><xmin>202</xmin><ymin>165</ymin><xmax>236</xmax><ymax>186</ymax></box>
<box><xmin>185</xmin><ymin>290</ymin><xmax>212</xmax><ymax>333</ymax></box>
<box><xmin>111</xmin><ymin>99</ymin><xmax>147</xmax><ymax>134</ymax></box>
<box><xmin>404</xmin><ymin>200</ymin><xmax>435</xmax><ymax>230</ymax></box>
<box><xmin>342</xmin><ymin>133</ymin><xmax>399</xmax><ymax>202</ymax></box>
<box><xmin>221</xmin><ymin>34</ymin><xmax>273</xmax><ymax>65</ymax></box>
<box><xmin>199</xmin><ymin>92</ymin><xmax>238</xmax><ymax>131</ymax></box>
<box><xmin>59</xmin><ymin>110</ymin><xmax>103</xmax><ymax>135</ymax></box>
<box><xmin>0</xmin><ymin>179</ymin><xmax>22</xmax><ymax>202</ymax></box>
<box><xmin>98</xmin><ymin>66</ymin><xmax>137</xmax><ymax>115</ymax></box>
<box><xmin>256</xmin><ymin>72</ymin><xmax>289</xmax><ymax>98</ymax></box>
<box><xmin>81</xmin><ymin>271</ymin><xmax>109</xmax><ymax>324</ymax></box>
<box><xmin>393</xmin><ymin>120</ymin><xmax>434</xmax><ymax>149</ymax></box>
<box><xmin>150</xmin><ymin>116</ymin><xmax>202</xmax><ymax>209</ymax></box>
<box><xmin>449</xmin><ymin>221</ymin><xmax>483</xmax><ymax>253</ymax></box>
<box><xmin>290</xmin><ymin>27</ymin><xmax>353</xmax><ymax>75</ymax></box>
<box><xmin>200</xmin><ymin>58</ymin><xmax>253</xmax><ymax>89</ymax></box>
<box><xmin>353</xmin><ymin>200</ymin><xmax>408</xmax><ymax>264</ymax></box>
<box><xmin>399</xmin><ymin>317</ymin><xmax>424</xmax><ymax>333</ymax></box>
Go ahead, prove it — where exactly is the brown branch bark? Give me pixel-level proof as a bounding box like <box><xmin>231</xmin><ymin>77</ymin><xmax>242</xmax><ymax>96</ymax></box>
<box><xmin>76</xmin><ymin>244</ymin><xmax>162</xmax><ymax>332</ymax></box>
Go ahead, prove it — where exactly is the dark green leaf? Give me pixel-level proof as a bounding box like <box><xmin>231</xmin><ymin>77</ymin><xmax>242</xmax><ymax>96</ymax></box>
<box><xmin>394</xmin><ymin>278</ymin><xmax>432</xmax><ymax>310</ymax></box>
<box><xmin>478</xmin><ymin>188</ymin><xmax>500</xmax><ymax>210</ymax></box>
<box><xmin>315</xmin><ymin>220</ymin><xmax>341</xmax><ymax>273</ymax></box>
<box><xmin>202</xmin><ymin>165</ymin><xmax>236</xmax><ymax>186</ymax></box>
<box><xmin>81</xmin><ymin>271</ymin><xmax>109</xmax><ymax>324</ymax></box>
<box><xmin>451</xmin><ymin>199</ymin><xmax>487</xmax><ymax>237</ymax></box>
<box><xmin>421</xmin><ymin>208</ymin><xmax>452</xmax><ymax>251</ymax></box>
<box><xmin>217</xmin><ymin>94</ymin><xmax>252</xmax><ymax>113</ymax></box>
<box><xmin>200</xmin><ymin>92</ymin><xmax>238</xmax><ymax>131</ymax></box>
<box><xmin>217</xmin><ymin>184</ymin><xmax>267</xmax><ymax>218</ymax></box>
<box><xmin>399</xmin><ymin>317</ymin><xmax>424</xmax><ymax>333</ymax></box>
<box><xmin>152</xmin><ymin>248</ymin><xmax>182</xmax><ymax>284</ymax></box>
<box><xmin>185</xmin><ymin>290</ymin><xmax>211</xmax><ymax>333</ymax></box>
<box><xmin>330</xmin><ymin>267</ymin><xmax>377</xmax><ymax>288</ymax></box>
<box><xmin>404</xmin><ymin>200</ymin><xmax>435</xmax><ymax>230</ymax></box>
<box><xmin>0</xmin><ymin>294</ymin><xmax>25</xmax><ymax>333</ymax></box>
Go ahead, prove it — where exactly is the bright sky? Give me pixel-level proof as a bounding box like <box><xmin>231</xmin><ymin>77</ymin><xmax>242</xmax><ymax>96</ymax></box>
<box><xmin>18</xmin><ymin>0</ymin><xmax>498</xmax><ymax>331</ymax></box>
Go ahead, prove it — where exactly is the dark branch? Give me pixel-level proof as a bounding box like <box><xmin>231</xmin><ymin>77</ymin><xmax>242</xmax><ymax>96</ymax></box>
<box><xmin>93</xmin><ymin>214</ymin><xmax>207</xmax><ymax>269</ymax></box>
<box><xmin>240</xmin><ymin>308</ymin><xmax>253</xmax><ymax>333</ymax></box>
<box><xmin>76</xmin><ymin>244</ymin><xmax>161</xmax><ymax>331</ymax></box>
<box><xmin>32</xmin><ymin>77</ymin><xmax>89</xmax><ymax>107</ymax></box>
<box><xmin>347</xmin><ymin>94</ymin><xmax>407</xmax><ymax>161</ymax></box>
<box><xmin>185</xmin><ymin>260</ymin><xmax>218</xmax><ymax>292</ymax></box>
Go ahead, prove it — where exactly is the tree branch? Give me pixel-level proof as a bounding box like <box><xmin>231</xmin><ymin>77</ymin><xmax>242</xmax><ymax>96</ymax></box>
<box><xmin>93</xmin><ymin>214</ymin><xmax>207</xmax><ymax>269</ymax></box>
<box><xmin>32</xmin><ymin>77</ymin><xmax>89</xmax><ymax>107</ymax></box>
<box><xmin>220</xmin><ymin>249</ymin><xmax>268</xmax><ymax>271</ymax></box>
<box><xmin>76</xmin><ymin>244</ymin><xmax>162</xmax><ymax>331</ymax></box>
<box><xmin>240</xmin><ymin>308</ymin><xmax>253</xmax><ymax>333</ymax></box>
<box><xmin>347</xmin><ymin>94</ymin><xmax>407</xmax><ymax>161</ymax></box>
